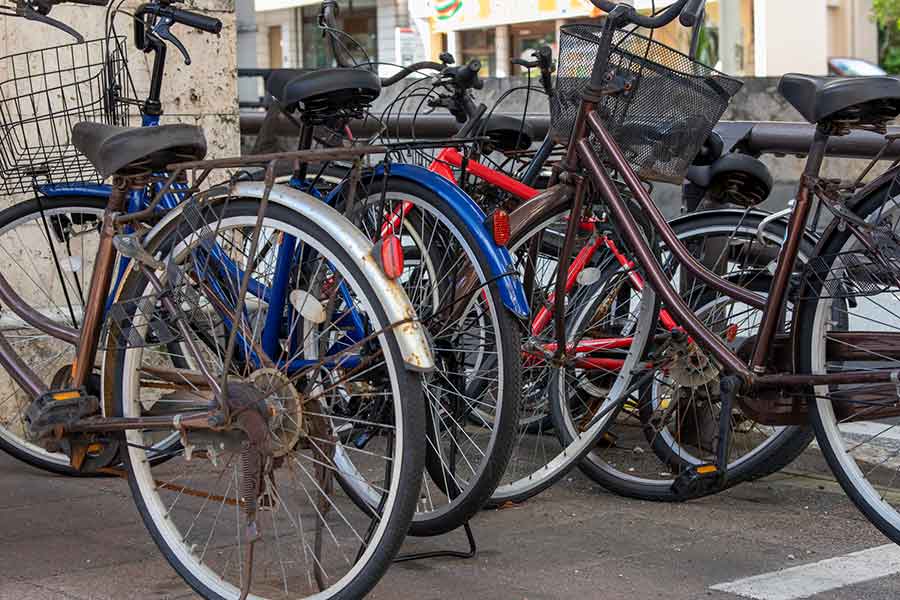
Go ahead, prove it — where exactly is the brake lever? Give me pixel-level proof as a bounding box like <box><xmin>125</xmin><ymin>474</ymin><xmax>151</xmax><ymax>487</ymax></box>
<box><xmin>18</xmin><ymin>2</ymin><xmax>83</xmax><ymax>41</ymax></box>
<box><xmin>154</xmin><ymin>15</ymin><xmax>192</xmax><ymax>65</ymax></box>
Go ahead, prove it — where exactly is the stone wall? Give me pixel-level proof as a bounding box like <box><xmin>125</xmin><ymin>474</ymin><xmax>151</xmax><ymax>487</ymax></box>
<box><xmin>0</xmin><ymin>0</ymin><xmax>240</xmax><ymax>189</ymax></box>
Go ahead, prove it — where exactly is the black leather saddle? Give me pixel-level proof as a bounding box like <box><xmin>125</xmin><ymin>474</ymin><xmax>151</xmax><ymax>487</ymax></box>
<box><xmin>778</xmin><ymin>74</ymin><xmax>900</xmax><ymax>125</ymax></box>
<box><xmin>482</xmin><ymin>114</ymin><xmax>535</xmax><ymax>152</ymax></box>
<box><xmin>275</xmin><ymin>68</ymin><xmax>381</xmax><ymax>112</ymax></box>
<box><xmin>72</xmin><ymin>123</ymin><xmax>207</xmax><ymax>178</ymax></box>
<box><xmin>265</xmin><ymin>68</ymin><xmax>310</xmax><ymax>101</ymax></box>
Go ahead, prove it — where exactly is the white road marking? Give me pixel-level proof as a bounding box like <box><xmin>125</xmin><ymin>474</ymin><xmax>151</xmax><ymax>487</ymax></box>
<box><xmin>839</xmin><ymin>422</ymin><xmax>900</xmax><ymax>442</ymax></box>
<box><xmin>710</xmin><ymin>544</ymin><xmax>900</xmax><ymax>600</ymax></box>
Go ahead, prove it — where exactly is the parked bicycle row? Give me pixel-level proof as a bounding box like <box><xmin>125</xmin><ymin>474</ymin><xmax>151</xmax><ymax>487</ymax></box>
<box><xmin>2</xmin><ymin>0</ymin><xmax>900</xmax><ymax>598</ymax></box>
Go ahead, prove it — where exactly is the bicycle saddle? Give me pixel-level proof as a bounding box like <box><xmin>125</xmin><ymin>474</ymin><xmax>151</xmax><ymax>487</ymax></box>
<box><xmin>279</xmin><ymin>68</ymin><xmax>381</xmax><ymax>111</ymax></box>
<box><xmin>778</xmin><ymin>74</ymin><xmax>900</xmax><ymax>125</ymax></box>
<box><xmin>482</xmin><ymin>114</ymin><xmax>535</xmax><ymax>152</ymax></box>
<box><xmin>266</xmin><ymin>68</ymin><xmax>311</xmax><ymax>101</ymax></box>
<box><xmin>72</xmin><ymin>123</ymin><xmax>207</xmax><ymax>178</ymax></box>
<box><xmin>686</xmin><ymin>153</ymin><xmax>773</xmax><ymax>207</ymax></box>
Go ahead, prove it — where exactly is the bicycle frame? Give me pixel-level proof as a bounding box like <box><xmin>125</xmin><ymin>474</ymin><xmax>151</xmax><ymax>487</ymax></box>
<box><xmin>428</xmin><ymin>143</ymin><xmax>682</xmax><ymax>370</ymax></box>
<box><xmin>564</xmin><ymin>67</ymin><xmax>900</xmax><ymax>398</ymax></box>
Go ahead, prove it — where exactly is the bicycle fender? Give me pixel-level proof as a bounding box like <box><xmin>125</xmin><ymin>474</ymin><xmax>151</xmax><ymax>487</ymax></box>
<box><xmin>370</xmin><ymin>164</ymin><xmax>530</xmax><ymax>319</ymax></box>
<box><xmin>142</xmin><ymin>182</ymin><xmax>436</xmax><ymax>373</ymax></box>
<box><xmin>37</xmin><ymin>183</ymin><xmax>113</xmax><ymax>198</ymax></box>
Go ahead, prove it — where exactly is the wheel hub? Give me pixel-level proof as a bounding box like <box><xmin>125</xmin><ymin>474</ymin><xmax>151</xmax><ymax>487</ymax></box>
<box><xmin>667</xmin><ymin>344</ymin><xmax>720</xmax><ymax>388</ymax></box>
<box><xmin>249</xmin><ymin>368</ymin><xmax>303</xmax><ymax>457</ymax></box>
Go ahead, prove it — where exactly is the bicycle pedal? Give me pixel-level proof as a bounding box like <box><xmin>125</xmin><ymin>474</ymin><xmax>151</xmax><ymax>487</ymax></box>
<box><xmin>24</xmin><ymin>388</ymin><xmax>99</xmax><ymax>450</ymax></box>
<box><xmin>670</xmin><ymin>464</ymin><xmax>723</xmax><ymax>501</ymax></box>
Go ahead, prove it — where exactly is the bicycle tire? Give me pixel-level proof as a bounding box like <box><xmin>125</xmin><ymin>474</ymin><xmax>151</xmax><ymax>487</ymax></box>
<box><xmin>108</xmin><ymin>195</ymin><xmax>427</xmax><ymax>599</ymax></box>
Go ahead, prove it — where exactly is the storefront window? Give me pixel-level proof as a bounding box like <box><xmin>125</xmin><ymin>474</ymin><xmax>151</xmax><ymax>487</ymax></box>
<box><xmin>302</xmin><ymin>0</ymin><xmax>377</xmax><ymax>68</ymax></box>
<box><xmin>511</xmin><ymin>21</ymin><xmax>556</xmax><ymax>74</ymax></box>
<box><xmin>461</xmin><ymin>29</ymin><xmax>496</xmax><ymax>77</ymax></box>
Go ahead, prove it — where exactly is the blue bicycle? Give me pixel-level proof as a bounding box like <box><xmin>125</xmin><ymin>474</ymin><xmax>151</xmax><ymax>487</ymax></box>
<box><xmin>0</xmin><ymin>0</ymin><xmax>529</xmax><ymax>542</ymax></box>
<box><xmin>1</xmin><ymin>1</ymin><xmax>445</xmax><ymax>597</ymax></box>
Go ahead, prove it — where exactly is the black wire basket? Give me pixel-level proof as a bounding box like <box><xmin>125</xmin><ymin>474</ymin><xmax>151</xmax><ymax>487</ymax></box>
<box><xmin>0</xmin><ymin>37</ymin><xmax>137</xmax><ymax>194</ymax></box>
<box><xmin>551</xmin><ymin>24</ymin><xmax>743</xmax><ymax>183</ymax></box>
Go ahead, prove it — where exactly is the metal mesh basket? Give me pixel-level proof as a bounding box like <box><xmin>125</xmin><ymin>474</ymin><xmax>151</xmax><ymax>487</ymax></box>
<box><xmin>0</xmin><ymin>37</ymin><xmax>136</xmax><ymax>194</ymax></box>
<box><xmin>551</xmin><ymin>24</ymin><xmax>743</xmax><ymax>183</ymax></box>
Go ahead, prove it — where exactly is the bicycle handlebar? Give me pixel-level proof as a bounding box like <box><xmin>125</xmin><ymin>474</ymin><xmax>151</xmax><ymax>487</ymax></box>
<box><xmin>134</xmin><ymin>2</ymin><xmax>222</xmax><ymax>51</ymax></box>
<box><xmin>8</xmin><ymin>0</ymin><xmax>109</xmax><ymax>41</ymax></box>
<box><xmin>591</xmin><ymin>0</ymin><xmax>702</xmax><ymax>29</ymax></box>
<box><xmin>511</xmin><ymin>45</ymin><xmax>554</xmax><ymax>96</ymax></box>
<box><xmin>380</xmin><ymin>60</ymin><xmax>445</xmax><ymax>87</ymax></box>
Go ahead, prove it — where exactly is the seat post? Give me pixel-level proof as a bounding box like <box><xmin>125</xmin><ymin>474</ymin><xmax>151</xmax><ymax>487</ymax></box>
<box><xmin>750</xmin><ymin>126</ymin><xmax>829</xmax><ymax>373</ymax></box>
<box><xmin>70</xmin><ymin>178</ymin><xmax>128</xmax><ymax>388</ymax></box>
<box><xmin>292</xmin><ymin>123</ymin><xmax>315</xmax><ymax>181</ymax></box>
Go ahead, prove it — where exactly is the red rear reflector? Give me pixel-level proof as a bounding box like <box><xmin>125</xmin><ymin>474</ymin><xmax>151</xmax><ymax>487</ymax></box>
<box><xmin>491</xmin><ymin>210</ymin><xmax>510</xmax><ymax>246</ymax></box>
<box><xmin>378</xmin><ymin>234</ymin><xmax>404</xmax><ymax>280</ymax></box>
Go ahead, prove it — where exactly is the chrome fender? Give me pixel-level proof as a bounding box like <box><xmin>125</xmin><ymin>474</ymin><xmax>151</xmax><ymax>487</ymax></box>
<box><xmin>142</xmin><ymin>182</ymin><xmax>435</xmax><ymax>372</ymax></box>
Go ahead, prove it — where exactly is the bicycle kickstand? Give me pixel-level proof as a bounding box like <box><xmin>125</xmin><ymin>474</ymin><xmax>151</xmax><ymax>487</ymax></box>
<box><xmin>670</xmin><ymin>374</ymin><xmax>741</xmax><ymax>501</ymax></box>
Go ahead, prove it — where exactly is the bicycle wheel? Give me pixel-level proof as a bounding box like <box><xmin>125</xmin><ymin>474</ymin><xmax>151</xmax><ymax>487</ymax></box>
<box><xmin>336</xmin><ymin>176</ymin><xmax>521</xmax><ymax>536</ymax></box>
<box><xmin>107</xmin><ymin>196</ymin><xmax>426</xmax><ymax>599</ymax></box>
<box><xmin>0</xmin><ymin>196</ymin><xmax>104</xmax><ymax>475</ymax></box>
<box><xmin>798</xmin><ymin>174</ymin><xmax>900</xmax><ymax>544</ymax></box>
<box><xmin>553</xmin><ymin>210</ymin><xmax>816</xmax><ymax>501</ymax></box>
<box><xmin>488</xmin><ymin>205</ymin><xmax>658</xmax><ymax>505</ymax></box>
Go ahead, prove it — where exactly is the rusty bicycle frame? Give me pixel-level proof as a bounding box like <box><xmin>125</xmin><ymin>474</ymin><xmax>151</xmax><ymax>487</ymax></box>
<box><xmin>503</xmin><ymin>11</ymin><xmax>900</xmax><ymax>427</ymax></box>
<box><xmin>0</xmin><ymin>146</ymin><xmax>394</xmax><ymax>438</ymax></box>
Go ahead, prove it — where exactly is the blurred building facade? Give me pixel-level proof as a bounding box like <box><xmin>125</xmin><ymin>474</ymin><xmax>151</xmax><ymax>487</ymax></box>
<box><xmin>241</xmin><ymin>0</ymin><xmax>879</xmax><ymax>80</ymax></box>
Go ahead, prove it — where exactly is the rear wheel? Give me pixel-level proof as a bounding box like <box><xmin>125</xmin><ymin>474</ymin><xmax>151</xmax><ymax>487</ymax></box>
<box><xmin>341</xmin><ymin>178</ymin><xmax>521</xmax><ymax>536</ymax></box>
<box><xmin>109</xmin><ymin>196</ymin><xmax>426</xmax><ymax>599</ymax></box>
<box><xmin>552</xmin><ymin>210</ymin><xmax>815</xmax><ymax>501</ymax></box>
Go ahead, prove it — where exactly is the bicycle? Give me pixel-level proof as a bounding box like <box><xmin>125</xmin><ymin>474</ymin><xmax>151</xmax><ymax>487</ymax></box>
<box><xmin>2</xmin><ymin>3</ymin><xmax>439</xmax><ymax>596</ymax></box>
<box><xmin>248</xmin><ymin>0</ymin><xmax>529</xmax><ymax>538</ymax></box>
<box><xmin>366</xmin><ymin>38</ymin><xmax>819</xmax><ymax>504</ymax></box>
<box><xmin>532</xmin><ymin>0</ymin><xmax>900</xmax><ymax>542</ymax></box>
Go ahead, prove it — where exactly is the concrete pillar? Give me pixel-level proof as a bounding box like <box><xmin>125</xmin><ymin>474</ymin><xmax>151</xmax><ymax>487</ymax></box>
<box><xmin>852</xmin><ymin>0</ymin><xmax>878</xmax><ymax>64</ymax></box>
<box><xmin>719</xmin><ymin>0</ymin><xmax>741</xmax><ymax>74</ymax></box>
<box><xmin>754</xmin><ymin>0</ymin><xmax>828</xmax><ymax>76</ymax></box>
<box><xmin>236</xmin><ymin>0</ymin><xmax>259</xmax><ymax>104</ymax></box>
<box><xmin>554</xmin><ymin>18</ymin><xmax>567</xmax><ymax>60</ymax></box>
<box><xmin>447</xmin><ymin>30</ymin><xmax>461</xmax><ymax>62</ymax></box>
<box><xmin>495</xmin><ymin>25</ymin><xmax>510</xmax><ymax>78</ymax></box>
<box><xmin>377</xmin><ymin>0</ymin><xmax>397</xmax><ymax>77</ymax></box>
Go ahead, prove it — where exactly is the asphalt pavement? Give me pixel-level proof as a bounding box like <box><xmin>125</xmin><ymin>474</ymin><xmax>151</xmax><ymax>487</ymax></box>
<box><xmin>0</xmin><ymin>449</ymin><xmax>898</xmax><ymax>600</ymax></box>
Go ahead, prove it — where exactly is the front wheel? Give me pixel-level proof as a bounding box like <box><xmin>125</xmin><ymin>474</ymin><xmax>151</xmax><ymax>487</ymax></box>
<box><xmin>798</xmin><ymin>175</ymin><xmax>900</xmax><ymax>544</ymax></box>
<box><xmin>107</xmin><ymin>196</ymin><xmax>426</xmax><ymax>599</ymax></box>
<box><xmin>338</xmin><ymin>177</ymin><xmax>522</xmax><ymax>537</ymax></box>
<box><xmin>0</xmin><ymin>196</ymin><xmax>105</xmax><ymax>475</ymax></box>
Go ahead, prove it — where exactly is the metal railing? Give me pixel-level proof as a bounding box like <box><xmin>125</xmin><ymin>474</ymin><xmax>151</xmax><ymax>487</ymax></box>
<box><xmin>238</xmin><ymin>68</ymin><xmax>900</xmax><ymax>161</ymax></box>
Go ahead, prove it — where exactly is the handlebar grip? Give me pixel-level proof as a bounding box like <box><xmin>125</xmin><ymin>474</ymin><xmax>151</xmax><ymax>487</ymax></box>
<box><xmin>169</xmin><ymin>7</ymin><xmax>223</xmax><ymax>34</ymax></box>
<box><xmin>680</xmin><ymin>0</ymin><xmax>705</xmax><ymax>27</ymax></box>
<box><xmin>134</xmin><ymin>3</ymin><xmax>149</xmax><ymax>50</ymax></box>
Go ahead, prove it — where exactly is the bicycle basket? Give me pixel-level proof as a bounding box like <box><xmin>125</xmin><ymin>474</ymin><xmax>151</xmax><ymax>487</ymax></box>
<box><xmin>551</xmin><ymin>24</ymin><xmax>743</xmax><ymax>183</ymax></box>
<box><xmin>0</xmin><ymin>37</ymin><xmax>137</xmax><ymax>194</ymax></box>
